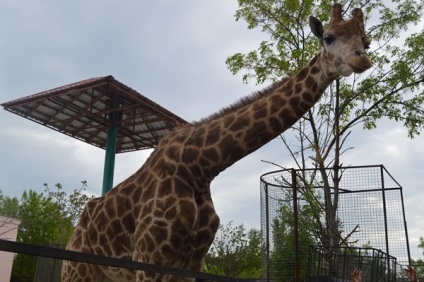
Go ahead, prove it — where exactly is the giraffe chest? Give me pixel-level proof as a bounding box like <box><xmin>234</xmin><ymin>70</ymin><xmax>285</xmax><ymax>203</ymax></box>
<box><xmin>88</xmin><ymin>176</ymin><xmax>218</xmax><ymax>250</ymax></box>
<box><xmin>125</xmin><ymin>185</ymin><xmax>220</xmax><ymax>277</ymax></box>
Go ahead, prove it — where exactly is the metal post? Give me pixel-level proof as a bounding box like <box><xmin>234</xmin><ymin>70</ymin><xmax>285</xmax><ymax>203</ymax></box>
<box><xmin>401</xmin><ymin>189</ymin><xmax>412</xmax><ymax>266</ymax></box>
<box><xmin>102</xmin><ymin>98</ymin><xmax>121</xmax><ymax>195</ymax></box>
<box><xmin>380</xmin><ymin>165</ymin><xmax>391</xmax><ymax>276</ymax></box>
<box><xmin>292</xmin><ymin>169</ymin><xmax>300</xmax><ymax>282</ymax></box>
<box><xmin>264</xmin><ymin>183</ymin><xmax>270</xmax><ymax>280</ymax></box>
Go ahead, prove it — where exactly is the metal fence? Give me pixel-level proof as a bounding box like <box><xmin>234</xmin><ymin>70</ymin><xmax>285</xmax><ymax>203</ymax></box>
<box><xmin>307</xmin><ymin>245</ymin><xmax>397</xmax><ymax>281</ymax></box>
<box><xmin>260</xmin><ymin>165</ymin><xmax>410</xmax><ymax>282</ymax></box>
<box><xmin>34</xmin><ymin>256</ymin><xmax>62</xmax><ymax>282</ymax></box>
<box><xmin>0</xmin><ymin>239</ymin><xmax>262</xmax><ymax>282</ymax></box>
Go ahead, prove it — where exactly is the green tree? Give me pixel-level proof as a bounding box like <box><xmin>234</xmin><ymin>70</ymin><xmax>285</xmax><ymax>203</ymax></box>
<box><xmin>269</xmin><ymin>185</ymin><xmax>323</xmax><ymax>282</ymax></box>
<box><xmin>0</xmin><ymin>190</ymin><xmax>20</xmax><ymax>237</ymax></box>
<box><xmin>204</xmin><ymin>222</ymin><xmax>262</xmax><ymax>278</ymax></box>
<box><xmin>244</xmin><ymin>228</ymin><xmax>262</xmax><ymax>277</ymax></box>
<box><xmin>411</xmin><ymin>237</ymin><xmax>424</xmax><ymax>277</ymax></box>
<box><xmin>0</xmin><ymin>182</ymin><xmax>93</xmax><ymax>282</ymax></box>
<box><xmin>228</xmin><ymin>0</ymin><xmax>423</xmax><ymax>255</ymax></box>
<box><xmin>11</xmin><ymin>190</ymin><xmax>62</xmax><ymax>281</ymax></box>
<box><xmin>230</xmin><ymin>1</ymin><xmax>423</xmax><ymax>280</ymax></box>
<box><xmin>0</xmin><ymin>190</ymin><xmax>19</xmax><ymax>217</ymax></box>
<box><xmin>43</xmin><ymin>181</ymin><xmax>92</xmax><ymax>244</ymax></box>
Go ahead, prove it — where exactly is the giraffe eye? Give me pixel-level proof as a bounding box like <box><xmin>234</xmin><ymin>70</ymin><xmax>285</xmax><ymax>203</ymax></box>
<box><xmin>323</xmin><ymin>36</ymin><xmax>335</xmax><ymax>46</ymax></box>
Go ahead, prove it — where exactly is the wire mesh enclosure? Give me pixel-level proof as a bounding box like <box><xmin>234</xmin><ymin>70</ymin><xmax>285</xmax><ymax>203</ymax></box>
<box><xmin>307</xmin><ymin>245</ymin><xmax>397</xmax><ymax>281</ymax></box>
<box><xmin>260</xmin><ymin>165</ymin><xmax>410</xmax><ymax>282</ymax></box>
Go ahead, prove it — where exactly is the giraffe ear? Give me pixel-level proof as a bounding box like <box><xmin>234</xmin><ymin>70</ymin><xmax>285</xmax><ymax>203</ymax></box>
<box><xmin>309</xmin><ymin>16</ymin><xmax>324</xmax><ymax>40</ymax></box>
<box><xmin>352</xmin><ymin>8</ymin><xmax>364</xmax><ymax>23</ymax></box>
<box><xmin>352</xmin><ymin>8</ymin><xmax>365</xmax><ymax>30</ymax></box>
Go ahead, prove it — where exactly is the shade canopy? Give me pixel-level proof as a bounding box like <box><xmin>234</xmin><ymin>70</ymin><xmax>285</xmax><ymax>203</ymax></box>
<box><xmin>2</xmin><ymin>75</ymin><xmax>188</xmax><ymax>153</ymax></box>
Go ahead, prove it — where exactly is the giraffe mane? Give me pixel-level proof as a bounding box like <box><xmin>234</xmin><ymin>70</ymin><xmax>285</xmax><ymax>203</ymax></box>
<box><xmin>192</xmin><ymin>77</ymin><xmax>289</xmax><ymax>125</ymax></box>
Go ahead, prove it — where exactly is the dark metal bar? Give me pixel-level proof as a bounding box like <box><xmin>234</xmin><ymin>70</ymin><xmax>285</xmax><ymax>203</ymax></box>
<box><xmin>380</xmin><ymin>165</ymin><xmax>391</xmax><ymax>280</ymax></box>
<box><xmin>292</xmin><ymin>169</ymin><xmax>300</xmax><ymax>282</ymax></box>
<box><xmin>0</xmin><ymin>240</ymin><xmax>259</xmax><ymax>282</ymax></box>
<box><xmin>400</xmin><ymin>187</ymin><xmax>412</xmax><ymax>266</ymax></box>
<box><xmin>264</xmin><ymin>183</ymin><xmax>270</xmax><ymax>280</ymax></box>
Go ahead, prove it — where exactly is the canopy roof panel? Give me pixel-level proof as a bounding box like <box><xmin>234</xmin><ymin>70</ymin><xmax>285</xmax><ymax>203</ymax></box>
<box><xmin>2</xmin><ymin>75</ymin><xmax>188</xmax><ymax>153</ymax></box>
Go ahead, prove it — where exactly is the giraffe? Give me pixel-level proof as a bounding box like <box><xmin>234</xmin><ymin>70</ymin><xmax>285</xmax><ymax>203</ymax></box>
<box><xmin>62</xmin><ymin>3</ymin><xmax>372</xmax><ymax>281</ymax></box>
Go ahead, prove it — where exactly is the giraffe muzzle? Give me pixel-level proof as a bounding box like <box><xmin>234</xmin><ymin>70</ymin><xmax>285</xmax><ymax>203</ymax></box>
<box><xmin>346</xmin><ymin>54</ymin><xmax>372</xmax><ymax>73</ymax></box>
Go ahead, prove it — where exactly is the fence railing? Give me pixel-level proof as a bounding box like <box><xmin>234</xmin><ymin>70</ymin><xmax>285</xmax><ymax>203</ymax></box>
<box><xmin>0</xmin><ymin>239</ymin><xmax>262</xmax><ymax>282</ymax></box>
<box><xmin>307</xmin><ymin>245</ymin><xmax>398</xmax><ymax>281</ymax></box>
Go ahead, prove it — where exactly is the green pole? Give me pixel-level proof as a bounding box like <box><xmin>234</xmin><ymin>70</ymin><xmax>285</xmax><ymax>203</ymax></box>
<box><xmin>102</xmin><ymin>123</ymin><xmax>118</xmax><ymax>195</ymax></box>
<box><xmin>102</xmin><ymin>98</ymin><xmax>121</xmax><ymax>195</ymax></box>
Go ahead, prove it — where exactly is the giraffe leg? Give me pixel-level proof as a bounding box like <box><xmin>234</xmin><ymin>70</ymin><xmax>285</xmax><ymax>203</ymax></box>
<box><xmin>61</xmin><ymin>260</ymin><xmax>104</xmax><ymax>282</ymax></box>
<box><xmin>189</xmin><ymin>193</ymin><xmax>220</xmax><ymax>272</ymax></box>
<box><xmin>132</xmin><ymin>224</ymin><xmax>199</xmax><ymax>281</ymax></box>
<box><xmin>168</xmin><ymin>195</ymin><xmax>220</xmax><ymax>282</ymax></box>
<box><xmin>133</xmin><ymin>251</ymin><xmax>181</xmax><ymax>282</ymax></box>
<box><xmin>134</xmin><ymin>267</ymin><xmax>195</xmax><ymax>282</ymax></box>
<box><xmin>61</xmin><ymin>217</ymin><xmax>106</xmax><ymax>281</ymax></box>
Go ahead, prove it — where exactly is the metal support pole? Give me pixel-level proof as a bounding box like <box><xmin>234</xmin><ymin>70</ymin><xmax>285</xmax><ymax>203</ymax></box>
<box><xmin>265</xmin><ymin>184</ymin><xmax>270</xmax><ymax>280</ymax></box>
<box><xmin>292</xmin><ymin>169</ymin><xmax>300</xmax><ymax>282</ymax></box>
<box><xmin>102</xmin><ymin>98</ymin><xmax>121</xmax><ymax>195</ymax></box>
<box><xmin>380</xmin><ymin>165</ymin><xmax>391</xmax><ymax>276</ymax></box>
<box><xmin>400</xmin><ymin>188</ymin><xmax>412</xmax><ymax>266</ymax></box>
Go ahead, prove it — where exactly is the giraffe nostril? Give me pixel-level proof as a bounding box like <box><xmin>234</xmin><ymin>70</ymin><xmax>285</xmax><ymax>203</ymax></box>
<box><xmin>354</xmin><ymin>50</ymin><xmax>363</xmax><ymax>57</ymax></box>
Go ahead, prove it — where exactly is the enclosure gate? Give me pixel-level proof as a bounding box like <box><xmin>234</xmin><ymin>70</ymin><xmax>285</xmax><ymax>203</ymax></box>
<box><xmin>260</xmin><ymin>165</ymin><xmax>410</xmax><ymax>282</ymax></box>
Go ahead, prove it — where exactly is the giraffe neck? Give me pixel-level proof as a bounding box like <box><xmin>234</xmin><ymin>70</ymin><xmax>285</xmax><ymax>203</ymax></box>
<box><xmin>179</xmin><ymin>53</ymin><xmax>333</xmax><ymax>184</ymax></box>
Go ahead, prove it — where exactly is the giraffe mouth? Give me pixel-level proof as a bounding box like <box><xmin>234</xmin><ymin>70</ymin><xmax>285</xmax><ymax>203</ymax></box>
<box><xmin>347</xmin><ymin>56</ymin><xmax>372</xmax><ymax>73</ymax></box>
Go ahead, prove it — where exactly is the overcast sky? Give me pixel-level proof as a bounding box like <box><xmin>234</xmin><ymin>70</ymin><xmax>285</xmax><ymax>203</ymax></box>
<box><xmin>0</xmin><ymin>1</ymin><xmax>423</xmax><ymax>260</ymax></box>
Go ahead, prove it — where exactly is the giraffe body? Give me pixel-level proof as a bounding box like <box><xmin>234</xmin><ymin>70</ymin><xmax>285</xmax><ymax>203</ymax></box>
<box><xmin>62</xmin><ymin>4</ymin><xmax>372</xmax><ymax>281</ymax></box>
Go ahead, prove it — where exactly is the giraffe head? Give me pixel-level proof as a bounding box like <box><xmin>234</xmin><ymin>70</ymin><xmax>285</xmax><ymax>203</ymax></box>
<box><xmin>309</xmin><ymin>3</ymin><xmax>372</xmax><ymax>78</ymax></box>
